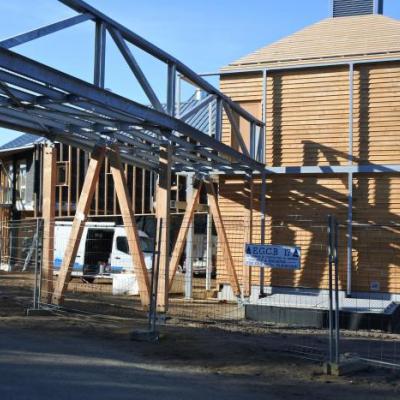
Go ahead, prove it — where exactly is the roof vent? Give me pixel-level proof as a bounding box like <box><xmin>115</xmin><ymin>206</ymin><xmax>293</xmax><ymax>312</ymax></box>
<box><xmin>332</xmin><ymin>0</ymin><xmax>383</xmax><ymax>17</ymax></box>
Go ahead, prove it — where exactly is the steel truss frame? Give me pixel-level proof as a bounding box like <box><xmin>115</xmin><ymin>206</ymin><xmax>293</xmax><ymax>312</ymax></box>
<box><xmin>0</xmin><ymin>0</ymin><xmax>265</xmax><ymax>174</ymax></box>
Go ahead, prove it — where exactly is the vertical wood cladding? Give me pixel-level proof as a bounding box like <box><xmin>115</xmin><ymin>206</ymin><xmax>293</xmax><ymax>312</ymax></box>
<box><xmin>219</xmin><ymin>62</ymin><xmax>400</xmax><ymax>294</ymax></box>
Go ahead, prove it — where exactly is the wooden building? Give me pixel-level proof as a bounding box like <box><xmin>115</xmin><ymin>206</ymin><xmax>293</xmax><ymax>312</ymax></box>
<box><xmin>217</xmin><ymin>3</ymin><xmax>400</xmax><ymax>299</ymax></box>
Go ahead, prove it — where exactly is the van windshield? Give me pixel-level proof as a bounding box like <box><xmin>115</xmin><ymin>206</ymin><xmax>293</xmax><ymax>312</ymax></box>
<box><xmin>116</xmin><ymin>236</ymin><xmax>153</xmax><ymax>254</ymax></box>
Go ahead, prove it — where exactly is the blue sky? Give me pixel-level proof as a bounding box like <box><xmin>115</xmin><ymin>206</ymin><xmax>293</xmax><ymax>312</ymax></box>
<box><xmin>0</xmin><ymin>0</ymin><xmax>399</xmax><ymax>146</ymax></box>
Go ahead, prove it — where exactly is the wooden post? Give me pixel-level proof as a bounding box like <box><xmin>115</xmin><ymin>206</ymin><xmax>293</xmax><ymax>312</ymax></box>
<box><xmin>155</xmin><ymin>144</ymin><xmax>172</xmax><ymax>313</ymax></box>
<box><xmin>41</xmin><ymin>144</ymin><xmax>57</xmax><ymax>303</ymax></box>
<box><xmin>242</xmin><ymin>175</ymin><xmax>253</xmax><ymax>297</ymax></box>
<box><xmin>108</xmin><ymin>145</ymin><xmax>151</xmax><ymax>309</ymax></box>
<box><xmin>206</xmin><ymin>180</ymin><xmax>241</xmax><ymax>297</ymax></box>
<box><xmin>52</xmin><ymin>146</ymin><xmax>106</xmax><ymax>305</ymax></box>
<box><xmin>168</xmin><ymin>181</ymin><xmax>202</xmax><ymax>290</ymax></box>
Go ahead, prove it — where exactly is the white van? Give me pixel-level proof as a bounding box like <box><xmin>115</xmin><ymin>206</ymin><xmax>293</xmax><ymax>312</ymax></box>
<box><xmin>53</xmin><ymin>222</ymin><xmax>153</xmax><ymax>280</ymax></box>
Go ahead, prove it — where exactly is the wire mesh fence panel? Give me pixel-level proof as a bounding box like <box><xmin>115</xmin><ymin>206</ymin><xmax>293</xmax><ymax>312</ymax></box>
<box><xmin>336</xmin><ymin>223</ymin><xmax>400</xmax><ymax>368</ymax></box>
<box><xmin>38</xmin><ymin>220</ymin><xmax>150</xmax><ymax>322</ymax></box>
<box><xmin>167</xmin><ymin>215</ymin><xmax>336</xmax><ymax>361</ymax></box>
<box><xmin>0</xmin><ymin>218</ymin><xmax>42</xmax><ymax>311</ymax></box>
<box><xmin>5</xmin><ymin>213</ymin><xmax>399</xmax><ymax>369</ymax></box>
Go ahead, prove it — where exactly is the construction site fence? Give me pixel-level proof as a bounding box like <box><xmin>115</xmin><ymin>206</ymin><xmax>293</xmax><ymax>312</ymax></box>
<box><xmin>1</xmin><ymin>216</ymin><xmax>400</xmax><ymax>369</ymax></box>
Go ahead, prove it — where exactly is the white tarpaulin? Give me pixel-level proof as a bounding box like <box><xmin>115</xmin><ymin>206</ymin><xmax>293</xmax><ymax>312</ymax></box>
<box><xmin>244</xmin><ymin>244</ymin><xmax>301</xmax><ymax>270</ymax></box>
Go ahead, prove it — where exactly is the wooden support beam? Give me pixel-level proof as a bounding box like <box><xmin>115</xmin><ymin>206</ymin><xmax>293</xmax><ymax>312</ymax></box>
<box><xmin>242</xmin><ymin>176</ymin><xmax>253</xmax><ymax>297</ymax></box>
<box><xmin>41</xmin><ymin>144</ymin><xmax>57</xmax><ymax>303</ymax></box>
<box><xmin>52</xmin><ymin>145</ymin><xmax>106</xmax><ymax>305</ymax></box>
<box><xmin>108</xmin><ymin>145</ymin><xmax>151</xmax><ymax>309</ymax></box>
<box><xmin>155</xmin><ymin>144</ymin><xmax>172</xmax><ymax>313</ymax></box>
<box><xmin>168</xmin><ymin>181</ymin><xmax>202</xmax><ymax>290</ymax></box>
<box><xmin>206</xmin><ymin>180</ymin><xmax>241</xmax><ymax>297</ymax></box>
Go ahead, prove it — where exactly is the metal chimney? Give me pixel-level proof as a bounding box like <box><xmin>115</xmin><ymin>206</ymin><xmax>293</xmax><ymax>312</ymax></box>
<box><xmin>332</xmin><ymin>0</ymin><xmax>384</xmax><ymax>17</ymax></box>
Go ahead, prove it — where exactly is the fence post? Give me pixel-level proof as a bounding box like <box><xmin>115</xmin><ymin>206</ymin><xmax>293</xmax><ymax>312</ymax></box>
<box><xmin>328</xmin><ymin>215</ymin><xmax>340</xmax><ymax>365</ymax></box>
<box><xmin>328</xmin><ymin>215</ymin><xmax>334</xmax><ymax>363</ymax></box>
<box><xmin>33</xmin><ymin>218</ymin><xmax>40</xmax><ymax>309</ymax></box>
<box><xmin>205</xmin><ymin>210</ymin><xmax>213</xmax><ymax>291</ymax></box>
<box><xmin>334</xmin><ymin>217</ymin><xmax>340</xmax><ymax>364</ymax></box>
<box><xmin>148</xmin><ymin>219</ymin><xmax>162</xmax><ymax>335</ymax></box>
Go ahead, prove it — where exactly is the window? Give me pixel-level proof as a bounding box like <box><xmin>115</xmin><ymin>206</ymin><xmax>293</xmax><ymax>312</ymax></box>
<box><xmin>16</xmin><ymin>161</ymin><xmax>27</xmax><ymax>205</ymax></box>
<box><xmin>116</xmin><ymin>236</ymin><xmax>153</xmax><ymax>254</ymax></box>
<box><xmin>1</xmin><ymin>162</ymin><xmax>13</xmax><ymax>204</ymax></box>
<box><xmin>116</xmin><ymin>236</ymin><xmax>129</xmax><ymax>254</ymax></box>
<box><xmin>56</xmin><ymin>162</ymin><xmax>68</xmax><ymax>186</ymax></box>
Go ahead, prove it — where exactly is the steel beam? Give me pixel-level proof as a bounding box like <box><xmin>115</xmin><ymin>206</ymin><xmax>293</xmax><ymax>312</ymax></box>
<box><xmin>179</xmin><ymin>94</ymin><xmax>214</xmax><ymax>123</ymax></box>
<box><xmin>219</xmin><ymin>56</ymin><xmax>400</xmax><ymax>76</ymax></box>
<box><xmin>259</xmin><ymin>69</ymin><xmax>267</xmax><ymax>163</ymax></box>
<box><xmin>58</xmin><ymin>0</ymin><xmax>263</xmax><ymax>126</ymax></box>
<box><xmin>0</xmin><ymin>47</ymin><xmax>263</xmax><ymax>171</ymax></box>
<box><xmin>167</xmin><ymin>63</ymin><xmax>176</xmax><ymax>117</ymax></box>
<box><xmin>347</xmin><ymin>63</ymin><xmax>354</xmax><ymax>297</ymax></box>
<box><xmin>0</xmin><ymin>13</ymin><xmax>92</xmax><ymax>49</ymax></box>
<box><xmin>223</xmin><ymin>103</ymin><xmax>251</xmax><ymax>158</ymax></box>
<box><xmin>259</xmin><ymin>169</ymin><xmax>266</xmax><ymax>297</ymax></box>
<box><xmin>264</xmin><ymin>165</ymin><xmax>400</xmax><ymax>174</ymax></box>
<box><xmin>249</xmin><ymin>122</ymin><xmax>256</xmax><ymax>159</ymax></box>
<box><xmin>94</xmin><ymin>20</ymin><xmax>106</xmax><ymax>88</ymax></box>
<box><xmin>215</xmin><ymin>98</ymin><xmax>222</xmax><ymax>142</ymax></box>
<box><xmin>108</xmin><ymin>27</ymin><xmax>163</xmax><ymax>112</ymax></box>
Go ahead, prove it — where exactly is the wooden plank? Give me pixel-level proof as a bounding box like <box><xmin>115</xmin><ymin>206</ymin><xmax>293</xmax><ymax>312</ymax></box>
<box><xmin>108</xmin><ymin>145</ymin><xmax>151</xmax><ymax>309</ymax></box>
<box><xmin>242</xmin><ymin>176</ymin><xmax>253</xmax><ymax>297</ymax></box>
<box><xmin>41</xmin><ymin>144</ymin><xmax>57</xmax><ymax>303</ymax></box>
<box><xmin>76</xmin><ymin>148</ymin><xmax>80</xmax><ymax>212</ymax></box>
<box><xmin>52</xmin><ymin>146</ymin><xmax>106</xmax><ymax>305</ymax></box>
<box><xmin>206</xmin><ymin>180</ymin><xmax>241</xmax><ymax>297</ymax></box>
<box><xmin>68</xmin><ymin>146</ymin><xmax>72</xmax><ymax>216</ymax></box>
<box><xmin>155</xmin><ymin>145</ymin><xmax>172</xmax><ymax>313</ymax></box>
<box><xmin>168</xmin><ymin>181</ymin><xmax>202</xmax><ymax>290</ymax></box>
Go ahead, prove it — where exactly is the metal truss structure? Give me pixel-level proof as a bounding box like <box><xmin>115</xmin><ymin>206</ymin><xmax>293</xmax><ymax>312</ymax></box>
<box><xmin>0</xmin><ymin>0</ymin><xmax>265</xmax><ymax>175</ymax></box>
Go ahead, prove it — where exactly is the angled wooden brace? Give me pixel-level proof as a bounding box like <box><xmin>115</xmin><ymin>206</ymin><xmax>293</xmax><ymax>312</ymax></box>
<box><xmin>108</xmin><ymin>145</ymin><xmax>151</xmax><ymax>309</ymax></box>
<box><xmin>205</xmin><ymin>180</ymin><xmax>241</xmax><ymax>297</ymax></box>
<box><xmin>242</xmin><ymin>175</ymin><xmax>254</xmax><ymax>297</ymax></box>
<box><xmin>52</xmin><ymin>145</ymin><xmax>106</xmax><ymax>305</ymax></box>
<box><xmin>168</xmin><ymin>180</ymin><xmax>202</xmax><ymax>290</ymax></box>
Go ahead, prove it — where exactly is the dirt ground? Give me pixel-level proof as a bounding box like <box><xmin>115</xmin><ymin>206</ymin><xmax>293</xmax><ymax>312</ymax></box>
<box><xmin>1</xmin><ymin>271</ymin><xmax>400</xmax><ymax>400</ymax></box>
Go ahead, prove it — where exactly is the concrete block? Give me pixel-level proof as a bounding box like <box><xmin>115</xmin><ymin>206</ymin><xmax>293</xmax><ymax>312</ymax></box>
<box><xmin>323</xmin><ymin>359</ymin><xmax>368</xmax><ymax>376</ymax></box>
<box><xmin>26</xmin><ymin>308</ymin><xmax>54</xmax><ymax>316</ymax></box>
<box><xmin>130</xmin><ymin>329</ymin><xmax>160</xmax><ymax>342</ymax></box>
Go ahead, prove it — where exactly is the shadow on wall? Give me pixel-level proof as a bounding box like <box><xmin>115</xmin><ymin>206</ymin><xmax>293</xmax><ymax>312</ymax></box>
<box><xmin>220</xmin><ymin>64</ymin><xmax>400</xmax><ymax>294</ymax></box>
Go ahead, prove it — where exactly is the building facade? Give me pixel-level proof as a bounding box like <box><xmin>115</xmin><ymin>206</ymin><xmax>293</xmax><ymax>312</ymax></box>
<box><xmin>217</xmin><ymin>4</ymin><xmax>400</xmax><ymax>298</ymax></box>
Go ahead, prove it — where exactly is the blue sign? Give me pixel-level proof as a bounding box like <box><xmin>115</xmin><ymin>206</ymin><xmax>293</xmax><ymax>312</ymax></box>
<box><xmin>244</xmin><ymin>244</ymin><xmax>301</xmax><ymax>270</ymax></box>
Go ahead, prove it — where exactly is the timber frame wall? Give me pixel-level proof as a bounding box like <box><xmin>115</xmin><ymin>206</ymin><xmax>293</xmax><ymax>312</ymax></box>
<box><xmin>217</xmin><ymin>58</ymin><xmax>400</xmax><ymax>297</ymax></box>
<box><xmin>51</xmin><ymin>142</ymin><xmax>157</xmax><ymax>218</ymax></box>
<box><xmin>0</xmin><ymin>142</ymin><xmax>189</xmax><ymax>220</ymax></box>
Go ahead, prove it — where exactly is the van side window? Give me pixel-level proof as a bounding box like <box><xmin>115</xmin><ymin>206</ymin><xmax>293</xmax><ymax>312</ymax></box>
<box><xmin>116</xmin><ymin>236</ymin><xmax>129</xmax><ymax>254</ymax></box>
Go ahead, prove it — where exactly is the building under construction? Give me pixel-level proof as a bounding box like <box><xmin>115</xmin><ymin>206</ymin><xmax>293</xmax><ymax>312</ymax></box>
<box><xmin>0</xmin><ymin>0</ymin><xmax>400</xmax><ymax>323</ymax></box>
